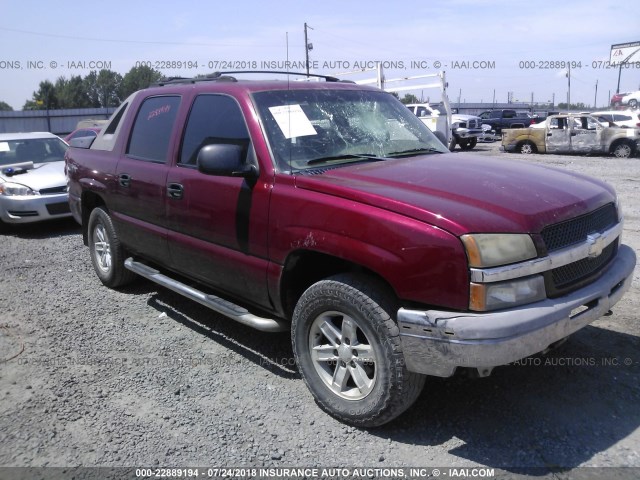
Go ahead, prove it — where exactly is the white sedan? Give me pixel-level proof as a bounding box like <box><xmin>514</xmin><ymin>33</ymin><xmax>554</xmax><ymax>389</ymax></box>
<box><xmin>0</xmin><ymin>132</ymin><xmax>71</xmax><ymax>231</ymax></box>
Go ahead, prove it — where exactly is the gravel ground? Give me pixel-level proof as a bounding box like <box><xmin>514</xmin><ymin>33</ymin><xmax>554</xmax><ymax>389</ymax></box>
<box><xmin>0</xmin><ymin>142</ymin><xmax>639</xmax><ymax>478</ymax></box>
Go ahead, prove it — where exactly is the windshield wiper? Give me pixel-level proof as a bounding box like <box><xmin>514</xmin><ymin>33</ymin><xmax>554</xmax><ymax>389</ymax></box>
<box><xmin>386</xmin><ymin>147</ymin><xmax>444</xmax><ymax>157</ymax></box>
<box><xmin>306</xmin><ymin>153</ymin><xmax>386</xmax><ymax>166</ymax></box>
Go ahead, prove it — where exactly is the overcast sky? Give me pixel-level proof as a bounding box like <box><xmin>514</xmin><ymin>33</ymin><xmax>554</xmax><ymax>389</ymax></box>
<box><xmin>1</xmin><ymin>0</ymin><xmax>639</xmax><ymax>110</ymax></box>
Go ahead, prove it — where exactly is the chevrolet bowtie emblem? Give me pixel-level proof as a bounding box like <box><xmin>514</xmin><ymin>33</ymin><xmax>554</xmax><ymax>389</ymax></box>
<box><xmin>586</xmin><ymin>233</ymin><xmax>605</xmax><ymax>258</ymax></box>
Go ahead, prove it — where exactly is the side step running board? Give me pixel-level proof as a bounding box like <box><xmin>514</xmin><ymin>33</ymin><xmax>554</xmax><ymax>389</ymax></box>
<box><xmin>124</xmin><ymin>258</ymin><xmax>289</xmax><ymax>333</ymax></box>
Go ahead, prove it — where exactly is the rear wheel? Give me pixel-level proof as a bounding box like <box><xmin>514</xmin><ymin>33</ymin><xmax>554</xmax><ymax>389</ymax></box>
<box><xmin>518</xmin><ymin>141</ymin><xmax>536</xmax><ymax>154</ymax></box>
<box><xmin>292</xmin><ymin>273</ymin><xmax>425</xmax><ymax>427</ymax></box>
<box><xmin>87</xmin><ymin>207</ymin><xmax>136</xmax><ymax>288</ymax></box>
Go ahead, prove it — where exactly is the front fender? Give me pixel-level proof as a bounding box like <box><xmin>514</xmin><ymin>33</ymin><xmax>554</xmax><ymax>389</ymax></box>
<box><xmin>268</xmin><ymin>186</ymin><xmax>470</xmax><ymax>311</ymax></box>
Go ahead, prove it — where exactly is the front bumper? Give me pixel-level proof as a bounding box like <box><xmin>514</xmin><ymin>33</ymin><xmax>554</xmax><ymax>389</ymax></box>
<box><xmin>397</xmin><ymin>244</ymin><xmax>636</xmax><ymax>377</ymax></box>
<box><xmin>453</xmin><ymin>127</ymin><xmax>484</xmax><ymax>139</ymax></box>
<box><xmin>0</xmin><ymin>193</ymin><xmax>71</xmax><ymax>224</ymax></box>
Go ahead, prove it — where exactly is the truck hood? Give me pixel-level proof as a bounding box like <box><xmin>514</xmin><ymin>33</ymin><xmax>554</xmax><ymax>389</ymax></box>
<box><xmin>0</xmin><ymin>161</ymin><xmax>67</xmax><ymax>192</ymax></box>
<box><xmin>452</xmin><ymin>114</ymin><xmax>481</xmax><ymax>121</ymax></box>
<box><xmin>294</xmin><ymin>154</ymin><xmax>616</xmax><ymax>236</ymax></box>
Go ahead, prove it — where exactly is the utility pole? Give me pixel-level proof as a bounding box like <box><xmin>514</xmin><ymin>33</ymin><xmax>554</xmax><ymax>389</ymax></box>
<box><xmin>304</xmin><ymin>23</ymin><xmax>313</xmax><ymax>77</ymax></box>
<box><xmin>594</xmin><ymin>80</ymin><xmax>598</xmax><ymax>109</ymax></box>
<box><xmin>566</xmin><ymin>66</ymin><xmax>571</xmax><ymax>110</ymax></box>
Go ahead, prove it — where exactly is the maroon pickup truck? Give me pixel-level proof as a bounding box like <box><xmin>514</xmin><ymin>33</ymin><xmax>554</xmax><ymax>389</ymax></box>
<box><xmin>65</xmin><ymin>72</ymin><xmax>636</xmax><ymax>427</ymax></box>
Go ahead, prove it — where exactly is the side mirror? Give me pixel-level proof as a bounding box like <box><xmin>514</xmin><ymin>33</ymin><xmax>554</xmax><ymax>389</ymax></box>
<box><xmin>69</xmin><ymin>136</ymin><xmax>95</xmax><ymax>149</ymax></box>
<box><xmin>196</xmin><ymin>144</ymin><xmax>258</xmax><ymax>178</ymax></box>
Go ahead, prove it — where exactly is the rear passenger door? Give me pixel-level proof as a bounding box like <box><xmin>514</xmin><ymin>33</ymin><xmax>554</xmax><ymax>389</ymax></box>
<box><xmin>546</xmin><ymin>117</ymin><xmax>572</xmax><ymax>153</ymax></box>
<box><xmin>111</xmin><ymin>95</ymin><xmax>181</xmax><ymax>263</ymax></box>
<box><xmin>165</xmin><ymin>94</ymin><xmax>272</xmax><ymax>308</ymax></box>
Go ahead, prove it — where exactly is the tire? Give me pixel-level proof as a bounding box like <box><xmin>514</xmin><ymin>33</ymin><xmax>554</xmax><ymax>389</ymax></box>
<box><xmin>448</xmin><ymin>136</ymin><xmax>457</xmax><ymax>151</ymax></box>
<box><xmin>611</xmin><ymin>141</ymin><xmax>634</xmax><ymax>159</ymax></box>
<box><xmin>459</xmin><ymin>138</ymin><xmax>477</xmax><ymax>150</ymax></box>
<box><xmin>432</xmin><ymin>131</ymin><xmax>448</xmax><ymax>148</ymax></box>
<box><xmin>292</xmin><ymin>273</ymin><xmax>426</xmax><ymax>427</ymax></box>
<box><xmin>518</xmin><ymin>141</ymin><xmax>536</xmax><ymax>154</ymax></box>
<box><xmin>629</xmin><ymin>99</ymin><xmax>638</xmax><ymax>109</ymax></box>
<box><xmin>0</xmin><ymin>218</ymin><xmax>9</xmax><ymax>234</ymax></box>
<box><xmin>87</xmin><ymin>207</ymin><xmax>136</xmax><ymax>288</ymax></box>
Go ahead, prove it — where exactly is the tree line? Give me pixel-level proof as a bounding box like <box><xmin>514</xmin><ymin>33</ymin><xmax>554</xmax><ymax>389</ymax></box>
<box><xmin>0</xmin><ymin>65</ymin><xmax>163</xmax><ymax>111</ymax></box>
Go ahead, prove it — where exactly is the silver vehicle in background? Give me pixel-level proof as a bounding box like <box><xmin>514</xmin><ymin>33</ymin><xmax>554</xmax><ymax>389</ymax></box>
<box><xmin>0</xmin><ymin>132</ymin><xmax>71</xmax><ymax>231</ymax></box>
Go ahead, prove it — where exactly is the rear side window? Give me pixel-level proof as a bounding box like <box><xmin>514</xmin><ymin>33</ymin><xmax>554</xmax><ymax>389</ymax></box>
<box><xmin>179</xmin><ymin>94</ymin><xmax>250</xmax><ymax>166</ymax></box>
<box><xmin>127</xmin><ymin>96</ymin><xmax>181</xmax><ymax>162</ymax></box>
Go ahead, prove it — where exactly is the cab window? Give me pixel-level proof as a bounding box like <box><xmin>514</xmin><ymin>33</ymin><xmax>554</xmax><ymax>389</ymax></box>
<box><xmin>127</xmin><ymin>96</ymin><xmax>181</xmax><ymax>163</ymax></box>
<box><xmin>179</xmin><ymin>94</ymin><xmax>251</xmax><ymax>167</ymax></box>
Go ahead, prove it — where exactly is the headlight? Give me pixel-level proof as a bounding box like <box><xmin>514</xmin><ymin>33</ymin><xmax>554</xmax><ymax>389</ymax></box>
<box><xmin>461</xmin><ymin>233</ymin><xmax>537</xmax><ymax>268</ymax></box>
<box><xmin>0</xmin><ymin>182</ymin><xmax>36</xmax><ymax>196</ymax></box>
<box><xmin>470</xmin><ymin>275</ymin><xmax>546</xmax><ymax>311</ymax></box>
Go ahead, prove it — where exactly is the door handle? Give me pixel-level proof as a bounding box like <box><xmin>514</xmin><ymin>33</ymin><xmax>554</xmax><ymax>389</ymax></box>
<box><xmin>119</xmin><ymin>173</ymin><xmax>131</xmax><ymax>187</ymax></box>
<box><xmin>167</xmin><ymin>183</ymin><xmax>184</xmax><ymax>199</ymax></box>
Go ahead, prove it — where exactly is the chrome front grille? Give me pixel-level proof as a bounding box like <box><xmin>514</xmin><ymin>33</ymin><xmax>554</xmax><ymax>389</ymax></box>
<box><xmin>541</xmin><ymin>203</ymin><xmax>617</xmax><ymax>251</ymax></box>
<box><xmin>551</xmin><ymin>242</ymin><xmax>617</xmax><ymax>288</ymax></box>
<box><xmin>542</xmin><ymin>203</ymin><xmax>619</xmax><ymax>295</ymax></box>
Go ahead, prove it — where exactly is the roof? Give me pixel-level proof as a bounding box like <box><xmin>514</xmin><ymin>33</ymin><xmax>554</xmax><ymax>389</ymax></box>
<box><xmin>0</xmin><ymin>132</ymin><xmax>60</xmax><ymax>141</ymax></box>
<box><xmin>591</xmin><ymin>110</ymin><xmax>639</xmax><ymax>116</ymax></box>
<box><xmin>141</xmin><ymin>75</ymin><xmax>380</xmax><ymax>97</ymax></box>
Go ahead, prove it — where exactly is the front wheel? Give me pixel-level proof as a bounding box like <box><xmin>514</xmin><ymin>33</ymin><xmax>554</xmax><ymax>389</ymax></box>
<box><xmin>87</xmin><ymin>207</ymin><xmax>136</xmax><ymax>288</ymax></box>
<box><xmin>292</xmin><ymin>274</ymin><xmax>425</xmax><ymax>427</ymax></box>
<box><xmin>611</xmin><ymin>141</ymin><xmax>634</xmax><ymax>159</ymax></box>
<box><xmin>629</xmin><ymin>99</ymin><xmax>638</xmax><ymax>109</ymax></box>
<box><xmin>459</xmin><ymin>138</ymin><xmax>477</xmax><ymax>150</ymax></box>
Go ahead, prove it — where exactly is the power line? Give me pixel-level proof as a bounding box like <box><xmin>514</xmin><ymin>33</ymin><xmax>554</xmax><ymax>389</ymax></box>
<box><xmin>0</xmin><ymin>26</ymin><xmax>278</xmax><ymax>47</ymax></box>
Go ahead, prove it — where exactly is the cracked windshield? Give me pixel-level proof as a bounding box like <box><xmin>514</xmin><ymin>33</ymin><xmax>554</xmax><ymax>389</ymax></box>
<box><xmin>254</xmin><ymin>89</ymin><xmax>447</xmax><ymax>171</ymax></box>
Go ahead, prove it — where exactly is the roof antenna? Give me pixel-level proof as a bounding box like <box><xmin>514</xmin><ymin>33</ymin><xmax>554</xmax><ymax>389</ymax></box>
<box><xmin>286</xmin><ymin>32</ymin><xmax>292</xmax><ymax>172</ymax></box>
<box><xmin>286</xmin><ymin>32</ymin><xmax>290</xmax><ymax>89</ymax></box>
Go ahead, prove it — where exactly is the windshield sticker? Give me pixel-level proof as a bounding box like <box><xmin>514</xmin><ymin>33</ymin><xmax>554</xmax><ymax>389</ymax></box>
<box><xmin>0</xmin><ymin>142</ymin><xmax>9</xmax><ymax>152</ymax></box>
<box><xmin>268</xmin><ymin>105</ymin><xmax>317</xmax><ymax>139</ymax></box>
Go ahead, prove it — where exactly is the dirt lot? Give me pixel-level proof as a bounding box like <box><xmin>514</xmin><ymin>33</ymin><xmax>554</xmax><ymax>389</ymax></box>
<box><xmin>0</xmin><ymin>142</ymin><xmax>638</xmax><ymax>478</ymax></box>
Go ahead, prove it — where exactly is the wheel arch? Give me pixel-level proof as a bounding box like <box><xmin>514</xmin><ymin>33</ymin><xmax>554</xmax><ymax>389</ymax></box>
<box><xmin>80</xmin><ymin>191</ymin><xmax>107</xmax><ymax>245</ymax></box>
<box><xmin>279</xmin><ymin>249</ymin><xmax>399</xmax><ymax>320</ymax></box>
